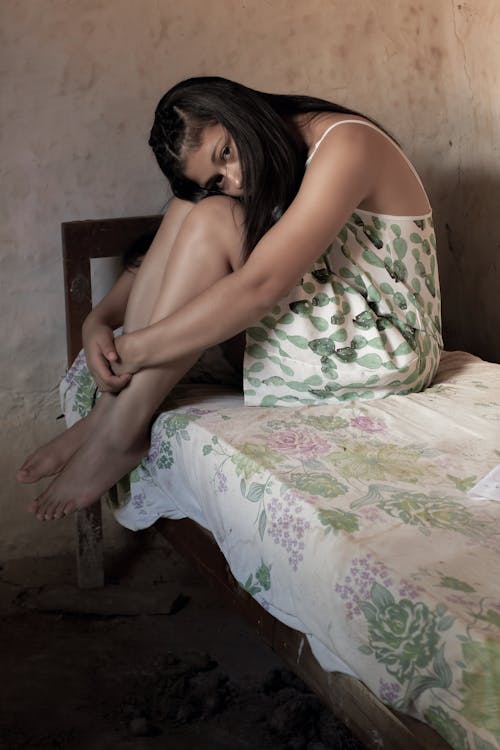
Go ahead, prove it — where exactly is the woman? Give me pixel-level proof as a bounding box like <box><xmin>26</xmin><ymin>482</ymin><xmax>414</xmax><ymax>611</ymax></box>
<box><xmin>17</xmin><ymin>76</ymin><xmax>442</xmax><ymax>520</ymax></box>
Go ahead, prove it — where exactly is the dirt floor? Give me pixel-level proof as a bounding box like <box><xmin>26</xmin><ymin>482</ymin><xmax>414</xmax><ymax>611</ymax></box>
<box><xmin>0</xmin><ymin>530</ymin><xmax>365</xmax><ymax>750</ymax></box>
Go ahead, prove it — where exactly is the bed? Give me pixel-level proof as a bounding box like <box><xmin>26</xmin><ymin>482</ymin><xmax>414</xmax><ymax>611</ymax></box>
<box><xmin>61</xmin><ymin>215</ymin><xmax>500</xmax><ymax>750</ymax></box>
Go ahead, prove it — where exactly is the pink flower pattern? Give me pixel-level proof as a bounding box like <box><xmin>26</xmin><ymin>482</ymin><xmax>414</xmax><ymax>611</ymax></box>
<box><xmin>379</xmin><ymin>678</ymin><xmax>401</xmax><ymax>704</ymax></box>
<box><xmin>350</xmin><ymin>415</ymin><xmax>386</xmax><ymax>433</ymax></box>
<box><xmin>267</xmin><ymin>489</ymin><xmax>311</xmax><ymax>571</ymax></box>
<box><xmin>335</xmin><ymin>555</ymin><xmax>424</xmax><ymax>620</ymax></box>
<box><xmin>267</xmin><ymin>428</ymin><xmax>331</xmax><ymax>460</ymax></box>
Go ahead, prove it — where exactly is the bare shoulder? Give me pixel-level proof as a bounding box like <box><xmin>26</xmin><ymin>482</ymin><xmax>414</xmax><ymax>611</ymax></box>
<box><xmin>306</xmin><ymin>115</ymin><xmax>385</xmax><ymax>170</ymax></box>
<box><xmin>302</xmin><ymin>115</ymin><xmax>429</xmax><ymax>217</ymax></box>
<box><xmin>293</xmin><ymin>118</ymin><xmax>380</xmax><ymax>214</ymax></box>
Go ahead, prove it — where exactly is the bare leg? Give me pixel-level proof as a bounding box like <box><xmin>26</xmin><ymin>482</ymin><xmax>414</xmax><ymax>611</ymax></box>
<box><xmin>29</xmin><ymin>196</ymin><xmax>245</xmax><ymax>520</ymax></box>
<box><xmin>17</xmin><ymin>199</ymin><xmax>197</xmax><ymax>484</ymax></box>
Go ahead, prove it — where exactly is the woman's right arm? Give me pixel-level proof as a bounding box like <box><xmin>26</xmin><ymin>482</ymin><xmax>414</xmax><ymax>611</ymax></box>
<box><xmin>82</xmin><ymin>269</ymin><xmax>135</xmax><ymax>392</ymax></box>
<box><xmin>113</xmin><ymin>124</ymin><xmax>375</xmax><ymax>374</ymax></box>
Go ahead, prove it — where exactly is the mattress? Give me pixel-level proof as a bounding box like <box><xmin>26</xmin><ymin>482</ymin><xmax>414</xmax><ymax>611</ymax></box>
<box><xmin>61</xmin><ymin>350</ymin><xmax>500</xmax><ymax>750</ymax></box>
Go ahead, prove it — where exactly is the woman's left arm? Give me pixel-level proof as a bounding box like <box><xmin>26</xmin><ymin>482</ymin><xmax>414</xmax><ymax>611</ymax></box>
<box><xmin>116</xmin><ymin>125</ymin><xmax>378</xmax><ymax>373</ymax></box>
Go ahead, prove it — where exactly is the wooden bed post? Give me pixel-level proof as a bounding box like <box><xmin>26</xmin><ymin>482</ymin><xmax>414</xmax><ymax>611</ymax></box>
<box><xmin>61</xmin><ymin>215</ymin><xmax>163</xmax><ymax>588</ymax></box>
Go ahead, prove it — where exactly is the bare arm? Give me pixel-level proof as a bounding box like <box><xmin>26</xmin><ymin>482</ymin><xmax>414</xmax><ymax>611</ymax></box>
<box><xmin>117</xmin><ymin>125</ymin><xmax>378</xmax><ymax>372</ymax></box>
<box><xmin>82</xmin><ymin>269</ymin><xmax>135</xmax><ymax>391</ymax></box>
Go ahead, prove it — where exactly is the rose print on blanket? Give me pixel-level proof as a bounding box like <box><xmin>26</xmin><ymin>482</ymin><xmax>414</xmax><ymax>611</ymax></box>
<box><xmin>302</xmin><ymin>414</ymin><xmax>350</xmax><ymax>432</ymax></box>
<box><xmin>378</xmin><ymin>492</ymin><xmax>493</xmax><ymax>538</ymax></box>
<box><xmin>350</xmin><ymin>415</ymin><xmax>386</xmax><ymax>433</ymax></box>
<box><xmin>335</xmin><ymin>554</ymin><xmax>423</xmax><ymax>621</ymax></box>
<box><xmin>230</xmin><ymin>442</ymin><xmax>284</xmax><ymax>480</ymax></box>
<box><xmin>337</xmin><ymin>555</ymin><xmax>500</xmax><ymax>750</ymax></box>
<box><xmin>337</xmin><ymin>558</ymin><xmax>454</xmax><ymax>703</ymax></box>
<box><xmin>331</xmin><ymin>441</ymin><xmax>426</xmax><ymax>482</ymax></box>
<box><xmin>358</xmin><ymin>583</ymin><xmax>444</xmax><ymax>684</ymax></box>
<box><xmin>266</xmin><ymin>428</ymin><xmax>331</xmax><ymax>460</ymax></box>
<box><xmin>351</xmin><ymin>485</ymin><xmax>496</xmax><ymax>539</ymax></box>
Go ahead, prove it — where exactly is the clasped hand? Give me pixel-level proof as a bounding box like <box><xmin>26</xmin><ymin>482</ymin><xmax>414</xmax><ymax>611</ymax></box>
<box><xmin>110</xmin><ymin>334</ymin><xmax>138</xmax><ymax>378</ymax></box>
<box><xmin>83</xmin><ymin>321</ymin><xmax>136</xmax><ymax>393</ymax></box>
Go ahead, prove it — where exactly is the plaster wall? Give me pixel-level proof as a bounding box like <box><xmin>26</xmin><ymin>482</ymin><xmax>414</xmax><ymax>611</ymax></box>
<box><xmin>2</xmin><ymin>0</ymin><xmax>499</xmax><ymax>559</ymax></box>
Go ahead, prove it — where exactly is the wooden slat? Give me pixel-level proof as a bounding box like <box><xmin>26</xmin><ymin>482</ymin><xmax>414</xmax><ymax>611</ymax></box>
<box><xmin>75</xmin><ymin>502</ymin><xmax>104</xmax><ymax>589</ymax></box>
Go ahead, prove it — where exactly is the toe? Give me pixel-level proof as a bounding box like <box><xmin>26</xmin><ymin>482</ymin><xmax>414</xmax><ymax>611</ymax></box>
<box><xmin>32</xmin><ymin>491</ymin><xmax>52</xmax><ymax>521</ymax></box>
<box><xmin>42</xmin><ymin>498</ymin><xmax>61</xmax><ymax>521</ymax></box>
<box><xmin>37</xmin><ymin>506</ymin><xmax>48</xmax><ymax>521</ymax></box>
<box><xmin>17</xmin><ymin>466</ymin><xmax>32</xmax><ymax>483</ymax></box>
<box><xmin>62</xmin><ymin>500</ymin><xmax>76</xmax><ymax>516</ymax></box>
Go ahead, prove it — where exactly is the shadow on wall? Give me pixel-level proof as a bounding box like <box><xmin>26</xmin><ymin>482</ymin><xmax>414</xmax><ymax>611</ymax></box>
<box><xmin>431</xmin><ymin>167</ymin><xmax>500</xmax><ymax>364</ymax></box>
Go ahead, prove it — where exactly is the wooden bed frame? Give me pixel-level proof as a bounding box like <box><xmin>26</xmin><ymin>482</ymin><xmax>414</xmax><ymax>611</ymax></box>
<box><xmin>62</xmin><ymin>215</ymin><xmax>452</xmax><ymax>750</ymax></box>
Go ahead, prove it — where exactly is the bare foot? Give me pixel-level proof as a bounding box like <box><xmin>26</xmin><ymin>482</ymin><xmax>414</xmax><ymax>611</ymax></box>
<box><xmin>17</xmin><ymin>395</ymin><xmax>114</xmax><ymax>484</ymax></box>
<box><xmin>27</xmin><ymin>424</ymin><xmax>149</xmax><ymax>521</ymax></box>
<box><xmin>16</xmin><ymin>417</ymin><xmax>93</xmax><ymax>484</ymax></box>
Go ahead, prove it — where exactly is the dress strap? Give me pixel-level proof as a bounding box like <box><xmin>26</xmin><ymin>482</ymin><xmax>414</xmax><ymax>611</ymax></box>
<box><xmin>305</xmin><ymin>119</ymin><xmax>429</xmax><ymax>203</ymax></box>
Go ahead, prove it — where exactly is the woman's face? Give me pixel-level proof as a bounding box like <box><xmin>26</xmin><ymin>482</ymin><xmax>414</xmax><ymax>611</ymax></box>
<box><xmin>182</xmin><ymin>124</ymin><xmax>243</xmax><ymax>197</ymax></box>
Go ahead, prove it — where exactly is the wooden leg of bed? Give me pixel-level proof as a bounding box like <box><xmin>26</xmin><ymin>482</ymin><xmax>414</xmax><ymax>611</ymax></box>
<box><xmin>76</xmin><ymin>501</ymin><xmax>104</xmax><ymax>589</ymax></box>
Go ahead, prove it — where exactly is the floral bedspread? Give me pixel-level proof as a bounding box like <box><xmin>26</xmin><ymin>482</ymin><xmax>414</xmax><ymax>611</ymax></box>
<box><xmin>61</xmin><ymin>350</ymin><xmax>500</xmax><ymax>750</ymax></box>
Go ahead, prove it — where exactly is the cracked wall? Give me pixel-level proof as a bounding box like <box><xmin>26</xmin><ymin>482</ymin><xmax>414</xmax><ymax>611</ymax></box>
<box><xmin>2</xmin><ymin>0</ymin><xmax>499</xmax><ymax>559</ymax></box>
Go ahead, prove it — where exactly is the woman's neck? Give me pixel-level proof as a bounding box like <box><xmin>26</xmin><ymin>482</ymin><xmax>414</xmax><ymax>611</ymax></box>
<box><xmin>287</xmin><ymin>112</ymin><xmax>315</xmax><ymax>153</ymax></box>
<box><xmin>288</xmin><ymin>112</ymin><xmax>343</xmax><ymax>156</ymax></box>
<box><xmin>289</xmin><ymin>111</ymin><xmax>373</xmax><ymax>162</ymax></box>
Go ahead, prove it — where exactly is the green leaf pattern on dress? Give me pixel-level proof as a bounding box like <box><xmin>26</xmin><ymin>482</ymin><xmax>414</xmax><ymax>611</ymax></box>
<box><xmin>244</xmin><ymin>212</ymin><xmax>442</xmax><ymax>405</ymax></box>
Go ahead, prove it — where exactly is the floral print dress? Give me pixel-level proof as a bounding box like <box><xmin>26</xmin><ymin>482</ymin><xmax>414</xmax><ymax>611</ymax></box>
<box><xmin>243</xmin><ymin>121</ymin><xmax>443</xmax><ymax>406</ymax></box>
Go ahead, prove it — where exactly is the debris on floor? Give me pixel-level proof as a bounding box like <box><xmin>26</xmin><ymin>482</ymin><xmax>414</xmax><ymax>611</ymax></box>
<box><xmin>124</xmin><ymin>655</ymin><xmax>364</xmax><ymax>750</ymax></box>
<box><xmin>0</xmin><ymin>546</ymin><xmax>365</xmax><ymax>749</ymax></box>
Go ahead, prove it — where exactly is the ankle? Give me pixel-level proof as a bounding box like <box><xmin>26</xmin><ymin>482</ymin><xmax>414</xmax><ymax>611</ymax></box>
<box><xmin>104</xmin><ymin>412</ymin><xmax>150</xmax><ymax>453</ymax></box>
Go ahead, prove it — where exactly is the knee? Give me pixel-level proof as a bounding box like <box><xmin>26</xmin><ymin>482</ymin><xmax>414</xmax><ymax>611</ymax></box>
<box><xmin>188</xmin><ymin>195</ymin><xmax>244</xmax><ymax>231</ymax></box>
<box><xmin>165</xmin><ymin>196</ymin><xmax>197</xmax><ymax>223</ymax></box>
<box><xmin>180</xmin><ymin>196</ymin><xmax>245</xmax><ymax>266</ymax></box>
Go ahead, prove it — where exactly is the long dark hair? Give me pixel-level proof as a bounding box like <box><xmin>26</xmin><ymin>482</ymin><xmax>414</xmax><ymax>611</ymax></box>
<box><xmin>149</xmin><ymin>76</ymin><xmax>375</xmax><ymax>259</ymax></box>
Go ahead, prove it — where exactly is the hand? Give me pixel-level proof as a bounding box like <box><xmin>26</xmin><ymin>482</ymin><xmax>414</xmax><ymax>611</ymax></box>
<box><xmin>82</xmin><ymin>321</ymin><xmax>132</xmax><ymax>392</ymax></box>
<box><xmin>111</xmin><ymin>332</ymin><xmax>141</xmax><ymax>376</ymax></box>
